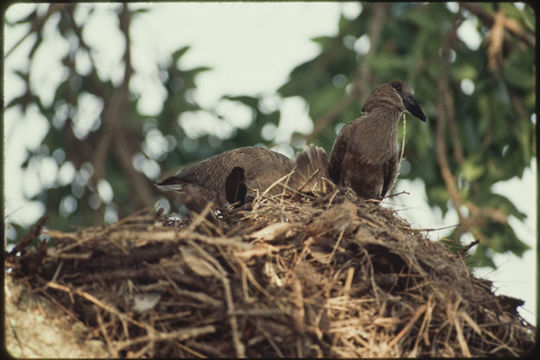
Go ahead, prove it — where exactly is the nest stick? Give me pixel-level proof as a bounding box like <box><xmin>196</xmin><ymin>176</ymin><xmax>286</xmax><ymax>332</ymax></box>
<box><xmin>388</xmin><ymin>304</ymin><xmax>427</xmax><ymax>349</ymax></box>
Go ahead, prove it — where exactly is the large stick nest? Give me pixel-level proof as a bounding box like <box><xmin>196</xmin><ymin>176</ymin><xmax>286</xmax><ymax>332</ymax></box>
<box><xmin>6</xmin><ymin>190</ymin><xmax>536</xmax><ymax>357</ymax></box>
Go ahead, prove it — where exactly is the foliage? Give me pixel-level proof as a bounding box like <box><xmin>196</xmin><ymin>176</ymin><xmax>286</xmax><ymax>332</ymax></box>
<box><xmin>4</xmin><ymin>4</ymin><xmax>276</xmax><ymax>231</ymax></box>
<box><xmin>4</xmin><ymin>3</ymin><xmax>535</xmax><ymax>268</ymax></box>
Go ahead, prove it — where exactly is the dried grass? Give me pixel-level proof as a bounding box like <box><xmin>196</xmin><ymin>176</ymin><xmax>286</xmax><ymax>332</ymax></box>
<box><xmin>6</xmin><ymin>189</ymin><xmax>536</xmax><ymax>357</ymax></box>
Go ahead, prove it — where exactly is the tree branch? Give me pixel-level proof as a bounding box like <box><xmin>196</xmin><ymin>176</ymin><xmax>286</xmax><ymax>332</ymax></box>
<box><xmin>112</xmin><ymin>4</ymin><xmax>155</xmax><ymax>209</ymax></box>
<box><xmin>442</xmin><ymin>66</ymin><xmax>465</xmax><ymax>166</ymax></box>
<box><xmin>295</xmin><ymin>3</ymin><xmax>389</xmax><ymax>144</ymax></box>
<box><xmin>6</xmin><ymin>4</ymin><xmax>74</xmax><ymax>58</ymax></box>
<box><xmin>435</xmin><ymin>15</ymin><xmax>514</xmax><ymax>241</ymax></box>
<box><xmin>435</xmin><ymin>22</ymin><xmax>468</xmax><ymax>234</ymax></box>
<box><xmin>459</xmin><ymin>2</ymin><xmax>535</xmax><ymax>47</ymax></box>
<box><xmin>487</xmin><ymin>8</ymin><xmax>505</xmax><ymax>73</ymax></box>
<box><xmin>83</xmin><ymin>4</ymin><xmax>154</xmax><ymax>210</ymax></box>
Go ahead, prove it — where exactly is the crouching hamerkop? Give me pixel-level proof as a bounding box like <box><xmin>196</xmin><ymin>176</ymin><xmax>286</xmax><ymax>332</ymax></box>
<box><xmin>156</xmin><ymin>145</ymin><xmax>329</xmax><ymax>215</ymax></box>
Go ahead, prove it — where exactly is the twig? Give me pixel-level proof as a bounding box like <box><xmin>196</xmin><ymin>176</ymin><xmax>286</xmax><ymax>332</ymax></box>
<box><xmin>401</xmin><ymin>223</ymin><xmax>459</xmax><ymax>233</ymax></box>
<box><xmin>457</xmin><ymin>239</ymin><xmax>480</xmax><ymax>256</ymax></box>
<box><xmin>292</xmin><ymin>275</ymin><xmax>305</xmax><ymax>336</ymax></box>
<box><xmin>231</xmin><ymin>309</ymin><xmax>286</xmax><ymax>317</ymax></box>
<box><xmin>252</xmin><ymin>171</ymin><xmax>294</xmax><ymax>211</ymax></box>
<box><xmin>328</xmin><ymin>189</ymin><xmax>340</xmax><ymax>205</ymax></box>
<box><xmin>343</xmin><ymin>267</ymin><xmax>355</xmax><ymax>299</ymax></box>
<box><xmin>36</xmin><ymin>285</ymin><xmax>80</xmax><ymax>321</ymax></box>
<box><xmin>177</xmin><ymin>343</ymin><xmax>207</xmax><ymax>358</ymax></box>
<box><xmin>114</xmin><ymin>325</ymin><xmax>216</xmax><ymax>351</ymax></box>
<box><xmin>257</xmin><ymin>321</ymin><xmax>285</xmax><ymax>357</ymax></box>
<box><xmin>45</xmin><ymin>281</ymin><xmax>148</xmax><ymax>329</ymax></box>
<box><xmin>412</xmin><ymin>295</ymin><xmax>433</xmax><ymax>354</ymax></box>
<box><xmin>384</xmin><ymin>190</ymin><xmax>410</xmax><ymax>199</ymax></box>
<box><xmin>186</xmin><ymin>201</ymin><xmax>216</xmax><ymax>231</ymax></box>
<box><xmin>96</xmin><ymin>309</ymin><xmax>118</xmax><ymax>357</ymax></box>
<box><xmin>261</xmin><ymin>171</ymin><xmax>294</xmax><ymax>197</ymax></box>
<box><xmin>454</xmin><ymin>316</ymin><xmax>471</xmax><ymax>356</ymax></box>
<box><xmin>9</xmin><ymin>214</ymin><xmax>48</xmax><ymax>256</ymax></box>
<box><xmin>387</xmin><ymin>304</ymin><xmax>427</xmax><ymax>348</ymax></box>
<box><xmin>326</xmin><ymin>227</ymin><xmax>346</xmax><ymax>264</ymax></box>
<box><xmin>296</xmin><ymin>168</ymin><xmax>320</xmax><ymax>192</ymax></box>
<box><xmin>223</xmin><ymin>271</ymin><xmax>245</xmax><ymax>357</ymax></box>
<box><xmin>186</xmin><ymin>240</ymin><xmax>245</xmax><ymax>357</ymax></box>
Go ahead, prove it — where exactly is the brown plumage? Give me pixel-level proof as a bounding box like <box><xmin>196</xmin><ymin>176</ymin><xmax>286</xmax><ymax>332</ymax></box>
<box><xmin>328</xmin><ymin>80</ymin><xmax>426</xmax><ymax>199</ymax></box>
<box><xmin>156</xmin><ymin>145</ymin><xmax>330</xmax><ymax>214</ymax></box>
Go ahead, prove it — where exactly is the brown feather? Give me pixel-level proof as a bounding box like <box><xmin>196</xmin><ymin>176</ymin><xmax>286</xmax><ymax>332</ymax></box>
<box><xmin>291</xmin><ymin>145</ymin><xmax>330</xmax><ymax>193</ymax></box>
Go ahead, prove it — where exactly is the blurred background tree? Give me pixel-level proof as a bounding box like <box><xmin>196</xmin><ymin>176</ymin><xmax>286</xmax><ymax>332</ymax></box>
<box><xmin>3</xmin><ymin>3</ymin><xmax>535</xmax><ymax>269</ymax></box>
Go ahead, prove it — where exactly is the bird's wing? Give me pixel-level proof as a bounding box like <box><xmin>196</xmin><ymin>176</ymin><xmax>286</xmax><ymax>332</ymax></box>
<box><xmin>238</xmin><ymin>148</ymin><xmax>293</xmax><ymax>193</ymax></box>
<box><xmin>156</xmin><ymin>147</ymin><xmax>294</xmax><ymax>206</ymax></box>
<box><xmin>380</xmin><ymin>152</ymin><xmax>399</xmax><ymax>198</ymax></box>
<box><xmin>157</xmin><ymin>148</ymin><xmax>253</xmax><ymax>193</ymax></box>
<box><xmin>328</xmin><ymin>123</ymin><xmax>354</xmax><ymax>184</ymax></box>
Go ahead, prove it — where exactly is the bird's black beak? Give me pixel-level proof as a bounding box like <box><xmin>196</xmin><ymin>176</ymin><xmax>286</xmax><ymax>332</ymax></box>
<box><xmin>403</xmin><ymin>94</ymin><xmax>427</xmax><ymax>122</ymax></box>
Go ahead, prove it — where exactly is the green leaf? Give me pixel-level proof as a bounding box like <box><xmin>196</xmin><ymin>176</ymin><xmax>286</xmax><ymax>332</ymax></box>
<box><xmin>222</xmin><ymin>95</ymin><xmax>260</xmax><ymax>109</ymax></box>
<box><xmin>481</xmin><ymin>193</ymin><xmax>526</xmax><ymax>221</ymax></box>
<box><xmin>171</xmin><ymin>45</ymin><xmax>191</xmax><ymax>62</ymax></box>
<box><xmin>469</xmin><ymin>244</ymin><xmax>496</xmax><ymax>268</ymax></box>
<box><xmin>7</xmin><ymin>6</ymin><xmax>37</xmax><ymax>25</ymax></box>
<box><xmin>461</xmin><ymin>157</ymin><xmax>485</xmax><ymax>181</ymax></box>
<box><xmin>426</xmin><ymin>185</ymin><xmax>449</xmax><ymax>214</ymax></box>
<box><xmin>366</xmin><ymin>55</ymin><xmax>411</xmax><ymax>73</ymax></box>
<box><xmin>451</xmin><ymin>64</ymin><xmax>478</xmax><ymax>80</ymax></box>
<box><xmin>503</xmin><ymin>49</ymin><xmax>535</xmax><ymax>90</ymax></box>
<box><xmin>130</xmin><ymin>7</ymin><xmax>151</xmax><ymax>16</ymax></box>
<box><xmin>310</xmin><ymin>35</ymin><xmax>332</xmax><ymax>47</ymax></box>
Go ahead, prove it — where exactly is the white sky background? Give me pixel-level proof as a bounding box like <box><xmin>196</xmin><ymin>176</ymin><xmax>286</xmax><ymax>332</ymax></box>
<box><xmin>3</xmin><ymin>3</ymin><xmax>536</xmax><ymax>324</ymax></box>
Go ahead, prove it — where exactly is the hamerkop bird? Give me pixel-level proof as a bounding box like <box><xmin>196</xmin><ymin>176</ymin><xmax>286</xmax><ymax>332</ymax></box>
<box><xmin>329</xmin><ymin>80</ymin><xmax>426</xmax><ymax>199</ymax></box>
<box><xmin>156</xmin><ymin>144</ymin><xmax>329</xmax><ymax>214</ymax></box>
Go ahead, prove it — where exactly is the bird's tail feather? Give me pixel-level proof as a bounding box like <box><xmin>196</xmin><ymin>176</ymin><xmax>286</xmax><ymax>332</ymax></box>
<box><xmin>292</xmin><ymin>145</ymin><xmax>330</xmax><ymax>193</ymax></box>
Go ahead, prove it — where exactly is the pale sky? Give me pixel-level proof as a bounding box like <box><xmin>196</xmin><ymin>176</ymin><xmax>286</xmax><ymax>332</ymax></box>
<box><xmin>4</xmin><ymin>2</ymin><xmax>536</xmax><ymax>324</ymax></box>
